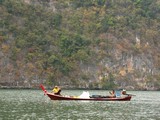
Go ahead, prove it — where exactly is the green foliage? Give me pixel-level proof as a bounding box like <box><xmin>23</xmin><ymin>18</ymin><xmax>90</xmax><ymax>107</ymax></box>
<box><xmin>1</xmin><ymin>0</ymin><xmax>160</xmax><ymax>89</ymax></box>
<box><xmin>100</xmin><ymin>15</ymin><xmax>115</xmax><ymax>32</ymax></box>
<box><xmin>71</xmin><ymin>0</ymin><xmax>106</xmax><ymax>8</ymax></box>
<box><xmin>101</xmin><ymin>73</ymin><xmax>116</xmax><ymax>89</ymax></box>
<box><xmin>50</xmin><ymin>13</ymin><xmax>62</xmax><ymax>28</ymax></box>
<box><xmin>48</xmin><ymin>54</ymin><xmax>74</xmax><ymax>75</ymax></box>
<box><xmin>59</xmin><ymin>33</ymin><xmax>90</xmax><ymax>57</ymax></box>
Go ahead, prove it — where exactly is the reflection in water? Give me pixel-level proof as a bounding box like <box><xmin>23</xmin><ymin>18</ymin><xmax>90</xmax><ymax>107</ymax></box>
<box><xmin>0</xmin><ymin>90</ymin><xmax>160</xmax><ymax>120</ymax></box>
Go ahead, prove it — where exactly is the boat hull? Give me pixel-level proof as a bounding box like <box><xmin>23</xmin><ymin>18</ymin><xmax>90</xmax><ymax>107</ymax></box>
<box><xmin>40</xmin><ymin>84</ymin><xmax>132</xmax><ymax>101</ymax></box>
<box><xmin>47</xmin><ymin>93</ymin><xmax>132</xmax><ymax>101</ymax></box>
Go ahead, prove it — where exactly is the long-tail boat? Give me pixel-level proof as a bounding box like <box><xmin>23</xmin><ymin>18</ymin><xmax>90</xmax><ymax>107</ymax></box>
<box><xmin>40</xmin><ymin>84</ymin><xmax>132</xmax><ymax>101</ymax></box>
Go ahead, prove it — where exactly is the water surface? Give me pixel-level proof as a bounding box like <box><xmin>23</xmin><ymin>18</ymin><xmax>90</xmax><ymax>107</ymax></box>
<box><xmin>0</xmin><ymin>89</ymin><xmax>160</xmax><ymax>120</ymax></box>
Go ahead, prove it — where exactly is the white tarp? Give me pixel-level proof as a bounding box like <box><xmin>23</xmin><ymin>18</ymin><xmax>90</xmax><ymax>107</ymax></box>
<box><xmin>78</xmin><ymin>91</ymin><xmax>90</xmax><ymax>98</ymax></box>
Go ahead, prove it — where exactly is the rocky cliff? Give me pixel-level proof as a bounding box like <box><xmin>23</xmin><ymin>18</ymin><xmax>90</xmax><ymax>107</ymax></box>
<box><xmin>0</xmin><ymin>0</ymin><xmax>160</xmax><ymax>90</ymax></box>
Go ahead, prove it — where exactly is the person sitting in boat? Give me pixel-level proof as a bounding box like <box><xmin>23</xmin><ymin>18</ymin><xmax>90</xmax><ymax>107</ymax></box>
<box><xmin>52</xmin><ymin>86</ymin><xmax>61</xmax><ymax>95</ymax></box>
<box><xmin>109</xmin><ymin>90</ymin><xmax>116</xmax><ymax>97</ymax></box>
<box><xmin>122</xmin><ymin>89</ymin><xmax>127</xmax><ymax>95</ymax></box>
<box><xmin>121</xmin><ymin>89</ymin><xmax>128</xmax><ymax>97</ymax></box>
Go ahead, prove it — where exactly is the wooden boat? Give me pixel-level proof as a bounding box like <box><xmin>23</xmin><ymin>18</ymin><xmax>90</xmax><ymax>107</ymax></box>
<box><xmin>40</xmin><ymin>84</ymin><xmax>132</xmax><ymax>101</ymax></box>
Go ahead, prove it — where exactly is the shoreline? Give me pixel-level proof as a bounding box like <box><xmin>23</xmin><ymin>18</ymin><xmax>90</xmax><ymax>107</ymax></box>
<box><xmin>0</xmin><ymin>86</ymin><xmax>159</xmax><ymax>91</ymax></box>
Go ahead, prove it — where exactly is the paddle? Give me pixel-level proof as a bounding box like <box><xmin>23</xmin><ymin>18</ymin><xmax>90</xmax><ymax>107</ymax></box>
<box><xmin>40</xmin><ymin>84</ymin><xmax>47</xmax><ymax>95</ymax></box>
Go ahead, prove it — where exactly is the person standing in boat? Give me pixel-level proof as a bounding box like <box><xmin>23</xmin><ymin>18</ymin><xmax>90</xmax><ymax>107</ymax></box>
<box><xmin>109</xmin><ymin>90</ymin><xmax>116</xmax><ymax>97</ymax></box>
<box><xmin>52</xmin><ymin>86</ymin><xmax>61</xmax><ymax>95</ymax></box>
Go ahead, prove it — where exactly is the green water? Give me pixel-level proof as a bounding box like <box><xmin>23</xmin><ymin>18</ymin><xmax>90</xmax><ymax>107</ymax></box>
<box><xmin>0</xmin><ymin>89</ymin><xmax>160</xmax><ymax>120</ymax></box>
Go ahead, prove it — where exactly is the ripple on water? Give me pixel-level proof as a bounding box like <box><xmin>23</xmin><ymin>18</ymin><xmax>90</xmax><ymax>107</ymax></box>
<box><xmin>0</xmin><ymin>90</ymin><xmax>160</xmax><ymax>120</ymax></box>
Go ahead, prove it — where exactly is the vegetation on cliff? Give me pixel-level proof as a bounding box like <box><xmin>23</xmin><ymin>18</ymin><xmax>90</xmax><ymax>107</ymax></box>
<box><xmin>0</xmin><ymin>0</ymin><xmax>160</xmax><ymax>90</ymax></box>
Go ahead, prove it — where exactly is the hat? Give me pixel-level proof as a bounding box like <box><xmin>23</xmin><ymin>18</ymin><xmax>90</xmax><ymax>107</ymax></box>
<box><xmin>122</xmin><ymin>89</ymin><xmax>126</xmax><ymax>91</ymax></box>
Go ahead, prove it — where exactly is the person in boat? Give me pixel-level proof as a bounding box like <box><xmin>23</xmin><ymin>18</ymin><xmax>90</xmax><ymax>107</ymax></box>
<box><xmin>52</xmin><ymin>86</ymin><xmax>61</xmax><ymax>95</ymax></box>
<box><xmin>109</xmin><ymin>90</ymin><xmax>116</xmax><ymax>97</ymax></box>
<box><xmin>121</xmin><ymin>89</ymin><xmax>128</xmax><ymax>97</ymax></box>
<box><xmin>122</xmin><ymin>89</ymin><xmax>126</xmax><ymax>95</ymax></box>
